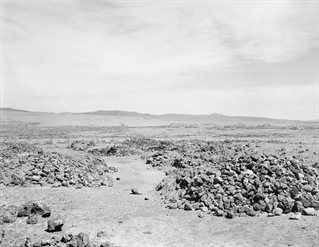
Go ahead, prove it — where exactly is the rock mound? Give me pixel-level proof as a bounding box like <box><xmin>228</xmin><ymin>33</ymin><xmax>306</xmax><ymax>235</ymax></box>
<box><xmin>16</xmin><ymin>232</ymin><xmax>121</xmax><ymax>247</ymax></box>
<box><xmin>67</xmin><ymin>140</ymin><xmax>95</xmax><ymax>151</ymax></box>
<box><xmin>152</xmin><ymin>141</ymin><xmax>319</xmax><ymax>218</ymax></box>
<box><xmin>87</xmin><ymin>137</ymin><xmax>174</xmax><ymax>157</ymax></box>
<box><xmin>1</xmin><ymin>201</ymin><xmax>51</xmax><ymax>225</ymax></box>
<box><xmin>0</xmin><ymin>143</ymin><xmax>117</xmax><ymax>188</ymax></box>
<box><xmin>88</xmin><ymin>145</ymin><xmax>140</xmax><ymax>157</ymax></box>
<box><xmin>0</xmin><ymin>141</ymin><xmax>41</xmax><ymax>155</ymax></box>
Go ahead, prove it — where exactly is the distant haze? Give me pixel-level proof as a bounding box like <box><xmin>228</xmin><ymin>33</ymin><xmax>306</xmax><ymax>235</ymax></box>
<box><xmin>1</xmin><ymin>0</ymin><xmax>318</xmax><ymax>120</ymax></box>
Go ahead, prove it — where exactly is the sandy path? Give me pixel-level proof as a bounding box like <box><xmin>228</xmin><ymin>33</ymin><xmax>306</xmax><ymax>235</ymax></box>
<box><xmin>1</xmin><ymin>156</ymin><xmax>319</xmax><ymax>247</ymax></box>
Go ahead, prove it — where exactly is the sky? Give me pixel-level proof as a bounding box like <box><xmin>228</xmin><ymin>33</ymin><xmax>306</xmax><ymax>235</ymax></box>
<box><xmin>1</xmin><ymin>0</ymin><xmax>318</xmax><ymax>120</ymax></box>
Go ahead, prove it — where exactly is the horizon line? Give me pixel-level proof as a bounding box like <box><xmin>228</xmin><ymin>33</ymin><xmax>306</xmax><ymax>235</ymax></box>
<box><xmin>1</xmin><ymin>107</ymin><xmax>318</xmax><ymax>122</ymax></box>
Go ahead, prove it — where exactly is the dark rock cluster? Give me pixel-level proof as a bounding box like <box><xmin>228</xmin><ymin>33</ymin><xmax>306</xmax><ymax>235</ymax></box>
<box><xmin>0</xmin><ymin>145</ymin><xmax>118</xmax><ymax>188</ymax></box>
<box><xmin>67</xmin><ymin>140</ymin><xmax>95</xmax><ymax>151</ymax></box>
<box><xmin>0</xmin><ymin>141</ymin><xmax>41</xmax><ymax>155</ymax></box>
<box><xmin>0</xmin><ymin>201</ymin><xmax>51</xmax><ymax>225</ymax></box>
<box><xmin>13</xmin><ymin>233</ymin><xmax>120</xmax><ymax>247</ymax></box>
<box><xmin>150</xmin><ymin>141</ymin><xmax>319</xmax><ymax>218</ymax></box>
<box><xmin>121</xmin><ymin>137</ymin><xmax>173</xmax><ymax>152</ymax></box>
<box><xmin>88</xmin><ymin>137</ymin><xmax>174</xmax><ymax>157</ymax></box>
<box><xmin>88</xmin><ymin>145</ymin><xmax>140</xmax><ymax>157</ymax></box>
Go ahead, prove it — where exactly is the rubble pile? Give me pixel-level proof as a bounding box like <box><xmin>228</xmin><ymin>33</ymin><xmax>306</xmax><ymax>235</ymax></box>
<box><xmin>0</xmin><ymin>141</ymin><xmax>41</xmax><ymax>156</ymax></box>
<box><xmin>152</xmin><ymin>141</ymin><xmax>319</xmax><ymax>218</ymax></box>
<box><xmin>88</xmin><ymin>137</ymin><xmax>174</xmax><ymax>157</ymax></box>
<box><xmin>145</xmin><ymin>141</ymin><xmax>234</xmax><ymax>168</ymax></box>
<box><xmin>88</xmin><ymin>145</ymin><xmax>140</xmax><ymax>157</ymax></box>
<box><xmin>0</xmin><ymin>145</ymin><xmax>117</xmax><ymax>188</ymax></box>
<box><xmin>0</xmin><ymin>201</ymin><xmax>51</xmax><ymax>225</ymax></box>
<box><xmin>67</xmin><ymin>140</ymin><xmax>95</xmax><ymax>151</ymax></box>
<box><xmin>122</xmin><ymin>137</ymin><xmax>174</xmax><ymax>152</ymax></box>
<box><xmin>12</xmin><ymin>233</ymin><xmax>120</xmax><ymax>247</ymax></box>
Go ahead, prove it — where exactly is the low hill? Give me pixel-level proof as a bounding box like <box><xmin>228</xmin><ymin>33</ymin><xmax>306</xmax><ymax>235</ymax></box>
<box><xmin>0</xmin><ymin>108</ymin><xmax>306</xmax><ymax>127</ymax></box>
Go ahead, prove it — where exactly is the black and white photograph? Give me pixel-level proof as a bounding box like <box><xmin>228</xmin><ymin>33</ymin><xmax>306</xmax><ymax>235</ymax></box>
<box><xmin>0</xmin><ymin>0</ymin><xmax>318</xmax><ymax>246</ymax></box>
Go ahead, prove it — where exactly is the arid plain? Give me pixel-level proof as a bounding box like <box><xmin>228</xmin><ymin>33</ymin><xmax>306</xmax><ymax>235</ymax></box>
<box><xmin>1</xmin><ymin>108</ymin><xmax>318</xmax><ymax>247</ymax></box>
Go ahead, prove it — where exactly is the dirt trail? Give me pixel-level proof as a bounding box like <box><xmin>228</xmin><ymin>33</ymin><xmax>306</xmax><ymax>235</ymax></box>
<box><xmin>1</xmin><ymin>156</ymin><xmax>319</xmax><ymax>247</ymax></box>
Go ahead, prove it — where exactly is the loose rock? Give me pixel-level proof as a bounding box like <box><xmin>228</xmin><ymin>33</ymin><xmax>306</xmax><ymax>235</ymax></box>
<box><xmin>131</xmin><ymin>188</ymin><xmax>142</xmax><ymax>195</ymax></box>
<box><xmin>47</xmin><ymin>216</ymin><xmax>64</xmax><ymax>232</ymax></box>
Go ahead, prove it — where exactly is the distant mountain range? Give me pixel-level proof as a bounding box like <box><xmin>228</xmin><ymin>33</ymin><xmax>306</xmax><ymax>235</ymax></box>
<box><xmin>0</xmin><ymin>107</ymin><xmax>314</xmax><ymax>127</ymax></box>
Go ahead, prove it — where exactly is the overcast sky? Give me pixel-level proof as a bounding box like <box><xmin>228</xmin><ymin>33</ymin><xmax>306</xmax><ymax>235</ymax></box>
<box><xmin>1</xmin><ymin>0</ymin><xmax>318</xmax><ymax>120</ymax></box>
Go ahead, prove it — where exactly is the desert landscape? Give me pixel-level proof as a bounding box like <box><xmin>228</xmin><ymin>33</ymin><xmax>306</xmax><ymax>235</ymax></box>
<box><xmin>0</xmin><ymin>108</ymin><xmax>318</xmax><ymax>247</ymax></box>
<box><xmin>1</xmin><ymin>1</ymin><xmax>318</xmax><ymax>246</ymax></box>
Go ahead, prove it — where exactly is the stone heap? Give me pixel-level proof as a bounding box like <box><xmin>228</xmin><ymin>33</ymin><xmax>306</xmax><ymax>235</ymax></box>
<box><xmin>0</xmin><ymin>145</ymin><xmax>117</xmax><ymax>188</ymax></box>
<box><xmin>0</xmin><ymin>201</ymin><xmax>51</xmax><ymax>225</ymax></box>
<box><xmin>14</xmin><ymin>233</ymin><xmax>120</xmax><ymax>247</ymax></box>
<box><xmin>88</xmin><ymin>137</ymin><xmax>174</xmax><ymax>157</ymax></box>
<box><xmin>88</xmin><ymin>145</ymin><xmax>140</xmax><ymax>157</ymax></box>
<box><xmin>67</xmin><ymin>140</ymin><xmax>95</xmax><ymax>151</ymax></box>
<box><xmin>122</xmin><ymin>137</ymin><xmax>173</xmax><ymax>152</ymax></box>
<box><xmin>151</xmin><ymin>142</ymin><xmax>319</xmax><ymax>218</ymax></box>
<box><xmin>0</xmin><ymin>141</ymin><xmax>41</xmax><ymax>155</ymax></box>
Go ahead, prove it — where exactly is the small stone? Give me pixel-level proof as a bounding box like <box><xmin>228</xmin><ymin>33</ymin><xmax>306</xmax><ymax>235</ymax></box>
<box><xmin>61</xmin><ymin>233</ymin><xmax>72</xmax><ymax>243</ymax></box>
<box><xmin>225</xmin><ymin>211</ymin><xmax>235</xmax><ymax>219</ymax></box>
<box><xmin>32</xmin><ymin>202</ymin><xmax>51</xmax><ymax>217</ymax></box>
<box><xmin>26</xmin><ymin>214</ymin><xmax>38</xmax><ymax>224</ymax></box>
<box><xmin>100</xmin><ymin>242</ymin><xmax>114</xmax><ymax>247</ymax></box>
<box><xmin>273</xmin><ymin>207</ymin><xmax>283</xmax><ymax>216</ymax></box>
<box><xmin>184</xmin><ymin>202</ymin><xmax>193</xmax><ymax>211</ymax></box>
<box><xmin>289</xmin><ymin>213</ymin><xmax>301</xmax><ymax>220</ymax></box>
<box><xmin>76</xmin><ymin>232</ymin><xmax>90</xmax><ymax>247</ymax></box>
<box><xmin>76</xmin><ymin>184</ymin><xmax>83</xmax><ymax>189</ymax></box>
<box><xmin>144</xmin><ymin>197</ymin><xmax>149</xmax><ymax>200</ymax></box>
<box><xmin>200</xmin><ymin>206</ymin><xmax>208</xmax><ymax>212</ymax></box>
<box><xmin>312</xmin><ymin>201</ymin><xmax>319</xmax><ymax>210</ymax></box>
<box><xmin>302</xmin><ymin>207</ymin><xmax>316</xmax><ymax>216</ymax></box>
<box><xmin>292</xmin><ymin>201</ymin><xmax>304</xmax><ymax>213</ymax></box>
<box><xmin>47</xmin><ymin>216</ymin><xmax>64</xmax><ymax>232</ymax></box>
<box><xmin>213</xmin><ymin>176</ymin><xmax>223</xmax><ymax>184</ymax></box>
<box><xmin>131</xmin><ymin>188</ymin><xmax>142</xmax><ymax>195</ymax></box>
<box><xmin>51</xmin><ymin>182</ymin><xmax>61</xmax><ymax>188</ymax></box>
<box><xmin>33</xmin><ymin>241</ymin><xmax>41</xmax><ymax>247</ymax></box>
<box><xmin>66</xmin><ymin>240</ymin><xmax>78</xmax><ymax>247</ymax></box>
<box><xmin>97</xmin><ymin>231</ymin><xmax>107</xmax><ymax>237</ymax></box>
<box><xmin>62</xmin><ymin>181</ymin><xmax>69</xmax><ymax>187</ymax></box>
<box><xmin>198</xmin><ymin>211</ymin><xmax>205</xmax><ymax>218</ymax></box>
<box><xmin>24</xmin><ymin>237</ymin><xmax>33</xmax><ymax>247</ymax></box>
<box><xmin>17</xmin><ymin>201</ymin><xmax>34</xmax><ymax>217</ymax></box>
<box><xmin>40</xmin><ymin>239</ymin><xmax>51</xmax><ymax>246</ymax></box>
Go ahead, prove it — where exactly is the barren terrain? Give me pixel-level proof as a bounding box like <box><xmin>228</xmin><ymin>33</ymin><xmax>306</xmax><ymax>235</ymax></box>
<box><xmin>0</xmin><ymin>109</ymin><xmax>318</xmax><ymax>247</ymax></box>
